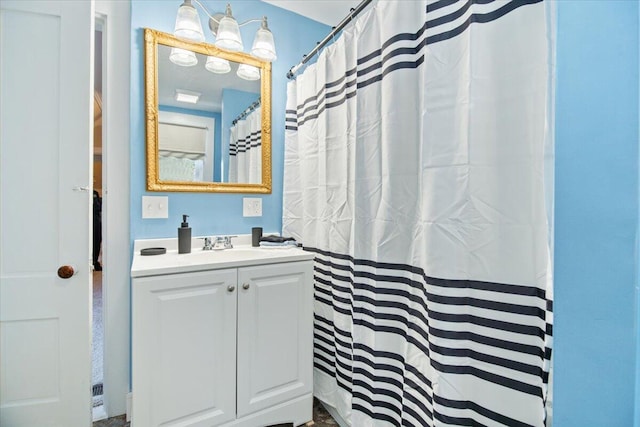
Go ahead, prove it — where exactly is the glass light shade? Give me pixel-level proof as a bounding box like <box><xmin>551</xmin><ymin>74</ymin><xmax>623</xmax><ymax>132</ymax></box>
<box><xmin>215</xmin><ymin>16</ymin><xmax>243</xmax><ymax>51</ymax></box>
<box><xmin>205</xmin><ymin>56</ymin><xmax>231</xmax><ymax>74</ymax></box>
<box><xmin>251</xmin><ymin>19</ymin><xmax>276</xmax><ymax>61</ymax></box>
<box><xmin>169</xmin><ymin>47</ymin><xmax>198</xmax><ymax>67</ymax></box>
<box><xmin>174</xmin><ymin>0</ymin><xmax>205</xmax><ymax>42</ymax></box>
<box><xmin>236</xmin><ymin>63</ymin><xmax>260</xmax><ymax>81</ymax></box>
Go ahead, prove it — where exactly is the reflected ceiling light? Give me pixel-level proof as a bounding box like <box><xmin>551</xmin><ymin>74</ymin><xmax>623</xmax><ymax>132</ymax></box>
<box><xmin>169</xmin><ymin>47</ymin><xmax>198</xmax><ymax>66</ymax></box>
<box><xmin>205</xmin><ymin>55</ymin><xmax>231</xmax><ymax>74</ymax></box>
<box><xmin>236</xmin><ymin>63</ymin><xmax>260</xmax><ymax>81</ymax></box>
<box><xmin>172</xmin><ymin>0</ymin><xmax>277</xmax><ymax>62</ymax></box>
<box><xmin>175</xmin><ymin>89</ymin><xmax>201</xmax><ymax>104</ymax></box>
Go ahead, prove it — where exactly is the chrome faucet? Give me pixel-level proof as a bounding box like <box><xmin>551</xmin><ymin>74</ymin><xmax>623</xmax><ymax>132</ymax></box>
<box><xmin>202</xmin><ymin>237</ymin><xmax>215</xmax><ymax>251</ymax></box>
<box><xmin>202</xmin><ymin>235</ymin><xmax>236</xmax><ymax>250</ymax></box>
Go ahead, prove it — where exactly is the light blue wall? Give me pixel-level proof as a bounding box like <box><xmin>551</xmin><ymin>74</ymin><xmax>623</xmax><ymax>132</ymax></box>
<box><xmin>158</xmin><ymin>105</ymin><xmax>222</xmax><ymax>181</ymax></box>
<box><xmin>637</xmin><ymin>7</ymin><xmax>640</xmax><ymax>425</ymax></box>
<box><xmin>130</xmin><ymin>0</ymin><xmax>329</xmax><ymax>239</ymax></box>
<box><xmin>554</xmin><ymin>2</ymin><xmax>640</xmax><ymax>426</ymax></box>
<box><xmin>130</xmin><ymin>1</ymin><xmax>640</xmax><ymax>422</ymax></box>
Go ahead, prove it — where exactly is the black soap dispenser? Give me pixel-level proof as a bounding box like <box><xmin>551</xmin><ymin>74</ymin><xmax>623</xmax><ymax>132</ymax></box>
<box><xmin>178</xmin><ymin>214</ymin><xmax>191</xmax><ymax>254</ymax></box>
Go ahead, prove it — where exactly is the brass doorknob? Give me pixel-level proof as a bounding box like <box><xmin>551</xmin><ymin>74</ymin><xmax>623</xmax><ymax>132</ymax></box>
<box><xmin>57</xmin><ymin>265</ymin><xmax>75</xmax><ymax>279</ymax></box>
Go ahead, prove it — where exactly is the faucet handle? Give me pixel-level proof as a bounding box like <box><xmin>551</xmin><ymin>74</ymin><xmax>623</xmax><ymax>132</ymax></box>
<box><xmin>223</xmin><ymin>235</ymin><xmax>237</xmax><ymax>249</ymax></box>
<box><xmin>201</xmin><ymin>237</ymin><xmax>214</xmax><ymax>250</ymax></box>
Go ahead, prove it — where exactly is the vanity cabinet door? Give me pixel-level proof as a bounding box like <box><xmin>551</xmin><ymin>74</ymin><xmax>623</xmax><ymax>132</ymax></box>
<box><xmin>132</xmin><ymin>269</ymin><xmax>238</xmax><ymax>427</ymax></box>
<box><xmin>236</xmin><ymin>261</ymin><xmax>313</xmax><ymax>418</ymax></box>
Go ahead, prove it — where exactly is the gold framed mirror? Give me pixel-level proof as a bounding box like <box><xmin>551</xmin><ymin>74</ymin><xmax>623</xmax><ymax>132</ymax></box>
<box><xmin>144</xmin><ymin>28</ymin><xmax>272</xmax><ymax>193</ymax></box>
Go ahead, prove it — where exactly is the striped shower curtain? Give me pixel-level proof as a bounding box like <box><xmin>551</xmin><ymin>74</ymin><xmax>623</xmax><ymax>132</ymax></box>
<box><xmin>229</xmin><ymin>108</ymin><xmax>262</xmax><ymax>183</ymax></box>
<box><xmin>283</xmin><ymin>1</ymin><xmax>554</xmax><ymax>426</ymax></box>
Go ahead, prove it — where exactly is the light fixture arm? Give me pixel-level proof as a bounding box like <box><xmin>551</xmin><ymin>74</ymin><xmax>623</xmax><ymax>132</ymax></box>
<box><xmin>190</xmin><ymin>0</ymin><xmax>218</xmax><ymax>22</ymax></box>
<box><xmin>190</xmin><ymin>0</ymin><xmax>266</xmax><ymax>35</ymax></box>
<box><xmin>237</xmin><ymin>18</ymin><xmax>263</xmax><ymax>27</ymax></box>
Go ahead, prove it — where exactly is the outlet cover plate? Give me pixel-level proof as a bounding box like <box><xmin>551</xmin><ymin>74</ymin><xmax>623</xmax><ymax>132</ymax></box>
<box><xmin>142</xmin><ymin>196</ymin><xmax>169</xmax><ymax>219</ymax></box>
<box><xmin>243</xmin><ymin>197</ymin><xmax>262</xmax><ymax>217</ymax></box>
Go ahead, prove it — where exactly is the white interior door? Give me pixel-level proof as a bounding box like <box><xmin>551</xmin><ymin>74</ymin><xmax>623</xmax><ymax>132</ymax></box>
<box><xmin>0</xmin><ymin>1</ymin><xmax>93</xmax><ymax>426</ymax></box>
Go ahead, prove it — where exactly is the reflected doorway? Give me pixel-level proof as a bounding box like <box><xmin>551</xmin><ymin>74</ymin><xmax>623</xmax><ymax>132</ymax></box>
<box><xmin>92</xmin><ymin>22</ymin><xmax>106</xmax><ymax>421</ymax></box>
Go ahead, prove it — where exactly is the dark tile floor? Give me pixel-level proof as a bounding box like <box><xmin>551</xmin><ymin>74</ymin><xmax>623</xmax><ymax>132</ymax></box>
<box><xmin>93</xmin><ymin>398</ymin><xmax>337</xmax><ymax>427</ymax></box>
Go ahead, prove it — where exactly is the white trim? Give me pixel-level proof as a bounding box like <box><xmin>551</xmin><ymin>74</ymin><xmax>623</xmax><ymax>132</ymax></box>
<box><xmin>95</xmin><ymin>0</ymin><xmax>131</xmax><ymax>418</ymax></box>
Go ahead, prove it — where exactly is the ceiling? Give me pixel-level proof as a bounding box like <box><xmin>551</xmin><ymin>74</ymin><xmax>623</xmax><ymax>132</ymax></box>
<box><xmin>260</xmin><ymin>0</ymin><xmax>362</xmax><ymax>26</ymax></box>
<box><xmin>158</xmin><ymin>45</ymin><xmax>260</xmax><ymax>113</ymax></box>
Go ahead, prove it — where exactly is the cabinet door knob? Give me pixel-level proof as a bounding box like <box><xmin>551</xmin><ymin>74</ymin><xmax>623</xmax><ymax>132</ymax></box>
<box><xmin>242</xmin><ymin>283</ymin><xmax>250</xmax><ymax>290</ymax></box>
<box><xmin>227</xmin><ymin>285</ymin><xmax>235</xmax><ymax>292</ymax></box>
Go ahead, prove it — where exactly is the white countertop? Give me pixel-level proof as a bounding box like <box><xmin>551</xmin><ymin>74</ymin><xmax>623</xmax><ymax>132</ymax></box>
<box><xmin>131</xmin><ymin>236</ymin><xmax>314</xmax><ymax>278</ymax></box>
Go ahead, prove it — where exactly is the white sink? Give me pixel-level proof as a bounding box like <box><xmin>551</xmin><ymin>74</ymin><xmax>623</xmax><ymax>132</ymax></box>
<box><xmin>131</xmin><ymin>244</ymin><xmax>312</xmax><ymax>278</ymax></box>
<box><xmin>186</xmin><ymin>246</ymin><xmax>294</xmax><ymax>262</ymax></box>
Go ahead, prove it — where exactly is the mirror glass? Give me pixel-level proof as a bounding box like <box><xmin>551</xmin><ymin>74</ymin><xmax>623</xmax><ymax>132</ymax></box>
<box><xmin>145</xmin><ymin>29</ymin><xmax>272</xmax><ymax>193</ymax></box>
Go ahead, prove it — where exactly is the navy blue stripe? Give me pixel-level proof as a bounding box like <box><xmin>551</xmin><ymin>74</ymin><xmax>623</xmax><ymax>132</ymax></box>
<box><xmin>429</xmin><ymin>343</ymin><xmax>543</xmax><ymax>377</ymax></box>
<box><xmin>428</xmin><ymin>325</ymin><xmax>545</xmax><ymax>359</ymax></box>
<box><xmin>309</xmin><ymin>246</ymin><xmax>547</xmax><ymax>300</ymax></box>
<box><xmin>352</xmin><ymin>401</ymin><xmax>401</xmax><ymax>425</ymax></box>
<box><xmin>315</xmin><ymin>292</ymin><xmax>547</xmax><ymax>362</ymax></box>
<box><xmin>427</xmin><ymin>0</ymin><xmax>496</xmax><ymax>27</ymax></box>
<box><xmin>430</xmin><ymin>358</ymin><xmax>543</xmax><ymax>398</ymax></box>
<box><xmin>353</xmin><ymin>381</ymin><xmax>403</xmax><ymax>417</ymax></box>
<box><xmin>293</xmin><ymin>0</ymin><xmax>542</xmax><ymax>132</ymax></box>
<box><xmin>433</xmin><ymin>395</ymin><xmax>534</xmax><ymax>427</ymax></box>
<box><xmin>316</xmin><ymin>261</ymin><xmax>546</xmax><ymax>324</ymax></box>
<box><xmin>354</xmin><ymin>356</ymin><xmax>404</xmax><ymax>379</ymax></box>
<box><xmin>352</xmin><ymin>307</ymin><xmax>545</xmax><ymax>379</ymax></box>
<box><xmin>433</xmin><ymin>411</ymin><xmax>484</xmax><ymax>427</ymax></box>
<box><xmin>405</xmin><ymin>378</ymin><xmax>433</xmax><ymax>406</ymax></box>
<box><xmin>427</xmin><ymin>0</ymin><xmax>542</xmax><ymax>45</ymax></box>
<box><xmin>354</xmin><ymin>317</ymin><xmax>431</xmax><ymax>356</ymax></box>
<box><xmin>405</xmin><ymin>363</ymin><xmax>432</xmax><ymax>389</ymax></box>
<box><xmin>314</xmin><ymin>332</ymin><xmax>335</xmax><ymax>349</ymax></box>
<box><xmin>403</xmin><ymin>384</ymin><xmax>433</xmax><ymax>418</ymax></box>
<box><xmin>314</xmin><ymin>361</ymin><xmax>335</xmax><ymax>377</ymax></box>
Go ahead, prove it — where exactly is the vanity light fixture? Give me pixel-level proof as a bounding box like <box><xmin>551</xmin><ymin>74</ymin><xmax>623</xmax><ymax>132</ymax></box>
<box><xmin>169</xmin><ymin>0</ymin><xmax>205</xmax><ymax>67</ymax></box>
<box><xmin>172</xmin><ymin>0</ymin><xmax>277</xmax><ymax>62</ymax></box>
<box><xmin>175</xmin><ymin>89</ymin><xmax>201</xmax><ymax>104</ymax></box>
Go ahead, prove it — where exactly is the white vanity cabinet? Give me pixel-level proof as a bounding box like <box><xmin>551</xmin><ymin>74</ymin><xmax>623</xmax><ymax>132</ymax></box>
<box><xmin>132</xmin><ymin>249</ymin><xmax>314</xmax><ymax>427</ymax></box>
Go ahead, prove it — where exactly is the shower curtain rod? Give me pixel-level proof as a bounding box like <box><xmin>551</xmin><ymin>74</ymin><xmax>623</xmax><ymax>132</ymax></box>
<box><xmin>232</xmin><ymin>98</ymin><xmax>261</xmax><ymax>125</ymax></box>
<box><xmin>286</xmin><ymin>0</ymin><xmax>373</xmax><ymax>80</ymax></box>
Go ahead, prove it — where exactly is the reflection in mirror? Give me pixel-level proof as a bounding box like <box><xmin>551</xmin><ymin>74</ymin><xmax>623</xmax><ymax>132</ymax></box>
<box><xmin>158</xmin><ymin>44</ymin><xmax>260</xmax><ymax>183</ymax></box>
<box><xmin>229</xmin><ymin>98</ymin><xmax>261</xmax><ymax>184</ymax></box>
<box><xmin>158</xmin><ymin>110</ymin><xmax>214</xmax><ymax>182</ymax></box>
<box><xmin>145</xmin><ymin>29</ymin><xmax>272</xmax><ymax>193</ymax></box>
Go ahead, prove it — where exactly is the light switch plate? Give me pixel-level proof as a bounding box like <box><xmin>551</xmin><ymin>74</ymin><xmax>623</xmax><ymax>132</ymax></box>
<box><xmin>243</xmin><ymin>197</ymin><xmax>262</xmax><ymax>217</ymax></box>
<box><xmin>142</xmin><ymin>196</ymin><xmax>169</xmax><ymax>219</ymax></box>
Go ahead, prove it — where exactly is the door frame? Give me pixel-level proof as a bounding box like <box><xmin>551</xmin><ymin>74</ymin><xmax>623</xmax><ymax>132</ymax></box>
<box><xmin>94</xmin><ymin>0</ymin><xmax>130</xmax><ymax>418</ymax></box>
